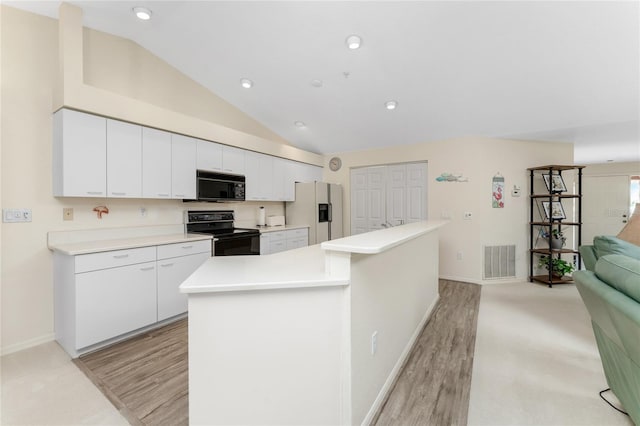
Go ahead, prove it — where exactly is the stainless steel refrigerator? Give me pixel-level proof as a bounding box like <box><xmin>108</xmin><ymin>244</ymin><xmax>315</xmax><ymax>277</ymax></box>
<box><xmin>285</xmin><ymin>182</ymin><xmax>343</xmax><ymax>245</ymax></box>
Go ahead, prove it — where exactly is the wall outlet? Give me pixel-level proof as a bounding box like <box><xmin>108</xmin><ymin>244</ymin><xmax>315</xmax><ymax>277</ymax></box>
<box><xmin>463</xmin><ymin>212</ymin><xmax>472</xmax><ymax>220</ymax></box>
<box><xmin>3</xmin><ymin>208</ymin><xmax>32</xmax><ymax>223</ymax></box>
<box><xmin>457</xmin><ymin>251</ymin><xmax>463</xmax><ymax>261</ymax></box>
<box><xmin>63</xmin><ymin>208</ymin><xmax>74</xmax><ymax>221</ymax></box>
<box><xmin>371</xmin><ymin>331</ymin><xmax>378</xmax><ymax>355</ymax></box>
<box><xmin>140</xmin><ymin>207</ymin><xmax>147</xmax><ymax>217</ymax></box>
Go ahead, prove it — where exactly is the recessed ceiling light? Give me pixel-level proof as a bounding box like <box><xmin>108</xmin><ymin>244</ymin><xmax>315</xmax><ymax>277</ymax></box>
<box><xmin>132</xmin><ymin>7</ymin><xmax>152</xmax><ymax>20</ymax></box>
<box><xmin>385</xmin><ymin>100</ymin><xmax>398</xmax><ymax>110</ymax></box>
<box><xmin>346</xmin><ymin>35</ymin><xmax>362</xmax><ymax>50</ymax></box>
<box><xmin>311</xmin><ymin>79</ymin><xmax>323</xmax><ymax>88</ymax></box>
<box><xmin>240</xmin><ymin>78</ymin><xmax>253</xmax><ymax>89</ymax></box>
<box><xmin>294</xmin><ymin>121</ymin><xmax>306</xmax><ymax>128</ymax></box>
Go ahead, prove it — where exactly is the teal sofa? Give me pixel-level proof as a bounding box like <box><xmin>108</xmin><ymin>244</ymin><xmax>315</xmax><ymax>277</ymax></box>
<box><xmin>574</xmin><ymin>251</ymin><xmax>640</xmax><ymax>424</ymax></box>
<box><xmin>579</xmin><ymin>235</ymin><xmax>640</xmax><ymax>271</ymax></box>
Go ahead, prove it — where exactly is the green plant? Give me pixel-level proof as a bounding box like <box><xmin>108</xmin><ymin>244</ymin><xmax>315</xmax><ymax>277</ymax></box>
<box><xmin>538</xmin><ymin>255</ymin><xmax>575</xmax><ymax>277</ymax></box>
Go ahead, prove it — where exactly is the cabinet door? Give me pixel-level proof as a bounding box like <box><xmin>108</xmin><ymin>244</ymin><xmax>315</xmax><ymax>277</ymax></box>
<box><xmin>171</xmin><ymin>134</ymin><xmax>197</xmax><ymax>199</ymax></box>
<box><xmin>283</xmin><ymin>159</ymin><xmax>297</xmax><ymax>201</ymax></box>
<box><xmin>142</xmin><ymin>127</ymin><xmax>172</xmax><ymax>199</ymax></box>
<box><xmin>53</xmin><ymin>109</ymin><xmax>106</xmax><ymax>197</ymax></box>
<box><xmin>272</xmin><ymin>158</ymin><xmax>286</xmax><ymax>201</ymax></box>
<box><xmin>157</xmin><ymin>252</ymin><xmax>209</xmax><ymax>321</ymax></box>
<box><xmin>270</xmin><ymin>239</ymin><xmax>287</xmax><ymax>254</ymax></box>
<box><xmin>245</xmin><ymin>152</ymin><xmax>273</xmax><ymax>201</ymax></box>
<box><xmin>106</xmin><ymin>119</ymin><xmax>142</xmax><ymax>198</ymax></box>
<box><xmin>222</xmin><ymin>146</ymin><xmax>245</xmax><ymax>175</ymax></box>
<box><xmin>260</xmin><ymin>234</ymin><xmax>270</xmax><ymax>255</ymax></box>
<box><xmin>196</xmin><ymin>139</ymin><xmax>223</xmax><ymax>172</ymax></box>
<box><xmin>76</xmin><ymin>261</ymin><xmax>157</xmax><ymax>348</ymax></box>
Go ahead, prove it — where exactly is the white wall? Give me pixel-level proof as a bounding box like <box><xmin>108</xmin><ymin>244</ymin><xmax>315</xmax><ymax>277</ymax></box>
<box><xmin>323</xmin><ymin>137</ymin><xmax>573</xmax><ymax>283</ymax></box>
<box><xmin>0</xmin><ymin>6</ymin><xmax>290</xmax><ymax>354</ymax></box>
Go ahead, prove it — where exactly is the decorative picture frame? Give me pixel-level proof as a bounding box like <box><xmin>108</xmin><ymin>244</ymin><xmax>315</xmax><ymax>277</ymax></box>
<box><xmin>542</xmin><ymin>174</ymin><xmax>567</xmax><ymax>193</ymax></box>
<box><xmin>542</xmin><ymin>201</ymin><xmax>566</xmax><ymax>220</ymax></box>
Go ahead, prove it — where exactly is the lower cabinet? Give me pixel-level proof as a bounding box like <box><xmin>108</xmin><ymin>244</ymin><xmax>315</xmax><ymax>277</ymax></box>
<box><xmin>54</xmin><ymin>239</ymin><xmax>211</xmax><ymax>357</ymax></box>
<box><xmin>157</xmin><ymin>251</ymin><xmax>210</xmax><ymax>321</ymax></box>
<box><xmin>260</xmin><ymin>228</ymin><xmax>309</xmax><ymax>255</ymax></box>
<box><xmin>76</xmin><ymin>261</ymin><xmax>157</xmax><ymax>348</ymax></box>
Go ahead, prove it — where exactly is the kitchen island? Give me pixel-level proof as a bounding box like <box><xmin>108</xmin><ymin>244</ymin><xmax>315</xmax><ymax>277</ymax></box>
<box><xmin>181</xmin><ymin>220</ymin><xmax>447</xmax><ymax>425</ymax></box>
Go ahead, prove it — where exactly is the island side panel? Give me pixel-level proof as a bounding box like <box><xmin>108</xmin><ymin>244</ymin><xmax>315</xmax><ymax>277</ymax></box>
<box><xmin>348</xmin><ymin>230</ymin><xmax>440</xmax><ymax>425</ymax></box>
<box><xmin>188</xmin><ymin>286</ymin><xmax>348</xmax><ymax>425</ymax></box>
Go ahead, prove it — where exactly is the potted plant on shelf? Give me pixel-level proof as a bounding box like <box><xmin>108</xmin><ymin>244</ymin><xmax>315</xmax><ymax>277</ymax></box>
<box><xmin>538</xmin><ymin>255</ymin><xmax>575</xmax><ymax>278</ymax></box>
<box><xmin>540</xmin><ymin>228</ymin><xmax>566</xmax><ymax>250</ymax></box>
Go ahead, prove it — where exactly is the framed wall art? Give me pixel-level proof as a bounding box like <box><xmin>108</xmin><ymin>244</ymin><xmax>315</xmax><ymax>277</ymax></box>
<box><xmin>542</xmin><ymin>201</ymin><xmax>566</xmax><ymax>220</ymax></box>
<box><xmin>542</xmin><ymin>174</ymin><xmax>567</xmax><ymax>193</ymax></box>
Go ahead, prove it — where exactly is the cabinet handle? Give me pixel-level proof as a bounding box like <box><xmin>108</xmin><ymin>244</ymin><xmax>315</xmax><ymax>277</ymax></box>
<box><xmin>113</xmin><ymin>254</ymin><xmax>129</xmax><ymax>259</ymax></box>
<box><xmin>140</xmin><ymin>266</ymin><xmax>155</xmax><ymax>271</ymax></box>
<box><xmin>160</xmin><ymin>263</ymin><xmax>174</xmax><ymax>268</ymax></box>
<box><xmin>111</xmin><ymin>192</ymin><xmax>126</xmax><ymax>196</ymax></box>
<box><xmin>157</xmin><ymin>193</ymin><xmax>169</xmax><ymax>197</ymax></box>
<box><xmin>174</xmin><ymin>194</ymin><xmax>185</xmax><ymax>197</ymax></box>
<box><xmin>181</xmin><ymin>245</ymin><xmax>193</xmax><ymax>249</ymax></box>
<box><xmin>86</xmin><ymin>191</ymin><xmax>103</xmax><ymax>195</ymax></box>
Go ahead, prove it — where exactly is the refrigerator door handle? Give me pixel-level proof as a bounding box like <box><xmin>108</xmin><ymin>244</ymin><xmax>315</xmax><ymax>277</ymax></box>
<box><xmin>328</xmin><ymin>203</ymin><xmax>333</xmax><ymax>222</ymax></box>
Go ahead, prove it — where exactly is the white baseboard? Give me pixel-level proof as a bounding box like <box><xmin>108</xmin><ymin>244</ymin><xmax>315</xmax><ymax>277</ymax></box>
<box><xmin>361</xmin><ymin>294</ymin><xmax>440</xmax><ymax>426</ymax></box>
<box><xmin>1</xmin><ymin>333</ymin><xmax>55</xmax><ymax>356</ymax></box>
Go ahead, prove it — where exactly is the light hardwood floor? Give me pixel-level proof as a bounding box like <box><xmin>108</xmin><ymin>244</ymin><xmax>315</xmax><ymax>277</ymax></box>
<box><xmin>74</xmin><ymin>319</ymin><xmax>188</xmax><ymax>426</ymax></box>
<box><xmin>74</xmin><ymin>280</ymin><xmax>479</xmax><ymax>426</ymax></box>
<box><xmin>373</xmin><ymin>279</ymin><xmax>481</xmax><ymax>426</ymax></box>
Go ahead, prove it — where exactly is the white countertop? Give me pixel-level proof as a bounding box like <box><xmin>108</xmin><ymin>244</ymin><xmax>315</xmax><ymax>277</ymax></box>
<box><xmin>49</xmin><ymin>233</ymin><xmax>213</xmax><ymax>255</ymax></box>
<box><xmin>180</xmin><ymin>244</ymin><xmax>348</xmax><ymax>293</ymax></box>
<box><xmin>181</xmin><ymin>220</ymin><xmax>447</xmax><ymax>294</ymax></box>
<box><xmin>321</xmin><ymin>220</ymin><xmax>448</xmax><ymax>254</ymax></box>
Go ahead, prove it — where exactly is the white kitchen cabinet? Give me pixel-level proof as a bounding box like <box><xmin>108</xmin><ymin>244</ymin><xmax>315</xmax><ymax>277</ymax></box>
<box><xmin>171</xmin><ymin>134</ymin><xmax>197</xmax><ymax>199</ymax></box>
<box><xmin>157</xmin><ymin>240</ymin><xmax>211</xmax><ymax>321</ymax></box>
<box><xmin>53</xmin><ymin>109</ymin><xmax>107</xmax><ymax>197</ymax></box>
<box><xmin>54</xmin><ymin>239</ymin><xmax>211</xmax><ymax>358</ymax></box>
<box><xmin>222</xmin><ymin>145</ymin><xmax>245</xmax><ymax>175</ymax></box>
<box><xmin>106</xmin><ymin>119</ymin><xmax>142</xmax><ymax>198</ymax></box>
<box><xmin>272</xmin><ymin>158</ymin><xmax>287</xmax><ymax>201</ymax></box>
<box><xmin>142</xmin><ymin>127</ymin><xmax>172</xmax><ymax>199</ymax></box>
<box><xmin>76</xmin><ymin>261</ymin><xmax>157</xmax><ymax>348</ymax></box>
<box><xmin>245</xmin><ymin>151</ymin><xmax>273</xmax><ymax>201</ymax></box>
<box><xmin>196</xmin><ymin>139</ymin><xmax>223</xmax><ymax>172</ymax></box>
<box><xmin>260</xmin><ymin>228</ymin><xmax>309</xmax><ymax>255</ymax></box>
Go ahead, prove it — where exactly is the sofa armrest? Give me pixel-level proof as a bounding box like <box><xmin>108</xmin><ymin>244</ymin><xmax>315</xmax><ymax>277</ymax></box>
<box><xmin>579</xmin><ymin>245</ymin><xmax>598</xmax><ymax>271</ymax></box>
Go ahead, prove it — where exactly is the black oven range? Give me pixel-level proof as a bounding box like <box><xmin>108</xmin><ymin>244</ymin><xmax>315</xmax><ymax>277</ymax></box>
<box><xmin>184</xmin><ymin>210</ymin><xmax>260</xmax><ymax>256</ymax></box>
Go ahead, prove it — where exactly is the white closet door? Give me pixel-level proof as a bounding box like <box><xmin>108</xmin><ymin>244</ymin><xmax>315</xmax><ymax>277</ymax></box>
<box><xmin>406</xmin><ymin>162</ymin><xmax>428</xmax><ymax>223</ymax></box>
<box><xmin>350</xmin><ymin>169</ymin><xmax>369</xmax><ymax>235</ymax></box>
<box><xmin>367</xmin><ymin>167</ymin><xmax>387</xmax><ymax>231</ymax></box>
<box><xmin>386</xmin><ymin>164</ymin><xmax>407</xmax><ymax>226</ymax></box>
<box><xmin>583</xmin><ymin>175</ymin><xmax>630</xmax><ymax>244</ymax></box>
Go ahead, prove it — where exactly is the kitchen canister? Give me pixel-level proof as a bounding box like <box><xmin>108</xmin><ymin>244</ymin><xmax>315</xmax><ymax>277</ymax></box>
<box><xmin>258</xmin><ymin>206</ymin><xmax>266</xmax><ymax>226</ymax></box>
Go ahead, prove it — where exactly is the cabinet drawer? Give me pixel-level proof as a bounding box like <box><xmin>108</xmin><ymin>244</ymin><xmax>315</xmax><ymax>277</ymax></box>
<box><xmin>157</xmin><ymin>239</ymin><xmax>211</xmax><ymax>260</ymax></box>
<box><xmin>267</xmin><ymin>231</ymin><xmax>287</xmax><ymax>242</ymax></box>
<box><xmin>288</xmin><ymin>228</ymin><xmax>308</xmax><ymax>239</ymax></box>
<box><xmin>270</xmin><ymin>240</ymin><xmax>287</xmax><ymax>254</ymax></box>
<box><xmin>75</xmin><ymin>247</ymin><xmax>156</xmax><ymax>273</ymax></box>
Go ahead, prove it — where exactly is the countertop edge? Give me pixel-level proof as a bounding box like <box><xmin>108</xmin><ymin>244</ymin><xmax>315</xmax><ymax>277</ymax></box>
<box><xmin>181</xmin><ymin>278</ymin><xmax>350</xmax><ymax>294</ymax></box>
<box><xmin>49</xmin><ymin>233</ymin><xmax>213</xmax><ymax>255</ymax></box>
<box><xmin>321</xmin><ymin>220</ymin><xmax>449</xmax><ymax>254</ymax></box>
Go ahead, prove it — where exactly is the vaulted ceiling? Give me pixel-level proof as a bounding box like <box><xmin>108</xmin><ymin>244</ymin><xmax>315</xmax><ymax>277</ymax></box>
<box><xmin>7</xmin><ymin>1</ymin><xmax>640</xmax><ymax>163</ymax></box>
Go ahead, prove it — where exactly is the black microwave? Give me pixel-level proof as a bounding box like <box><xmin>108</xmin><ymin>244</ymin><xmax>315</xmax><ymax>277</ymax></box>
<box><xmin>194</xmin><ymin>170</ymin><xmax>245</xmax><ymax>202</ymax></box>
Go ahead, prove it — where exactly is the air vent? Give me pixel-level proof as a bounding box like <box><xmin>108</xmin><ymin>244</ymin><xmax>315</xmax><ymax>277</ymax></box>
<box><xmin>483</xmin><ymin>245</ymin><xmax>516</xmax><ymax>279</ymax></box>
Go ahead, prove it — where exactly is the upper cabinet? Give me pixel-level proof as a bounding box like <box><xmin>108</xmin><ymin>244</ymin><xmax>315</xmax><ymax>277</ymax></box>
<box><xmin>222</xmin><ymin>146</ymin><xmax>245</xmax><ymax>175</ymax></box>
<box><xmin>171</xmin><ymin>134</ymin><xmax>197</xmax><ymax>199</ymax></box>
<box><xmin>196</xmin><ymin>139</ymin><xmax>223</xmax><ymax>172</ymax></box>
<box><xmin>142</xmin><ymin>127</ymin><xmax>172</xmax><ymax>199</ymax></box>
<box><xmin>106</xmin><ymin>119</ymin><xmax>142</xmax><ymax>198</ymax></box>
<box><xmin>53</xmin><ymin>108</ymin><xmax>323</xmax><ymax>201</ymax></box>
<box><xmin>53</xmin><ymin>109</ymin><xmax>107</xmax><ymax>197</ymax></box>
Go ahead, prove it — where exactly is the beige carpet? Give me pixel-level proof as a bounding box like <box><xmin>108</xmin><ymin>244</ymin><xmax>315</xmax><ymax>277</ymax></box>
<box><xmin>467</xmin><ymin>282</ymin><xmax>633</xmax><ymax>425</ymax></box>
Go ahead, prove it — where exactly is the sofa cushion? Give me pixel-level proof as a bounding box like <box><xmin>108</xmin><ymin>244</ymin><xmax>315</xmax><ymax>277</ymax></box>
<box><xmin>593</xmin><ymin>235</ymin><xmax>640</xmax><ymax>260</ymax></box>
<box><xmin>595</xmin><ymin>254</ymin><xmax>640</xmax><ymax>303</ymax></box>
